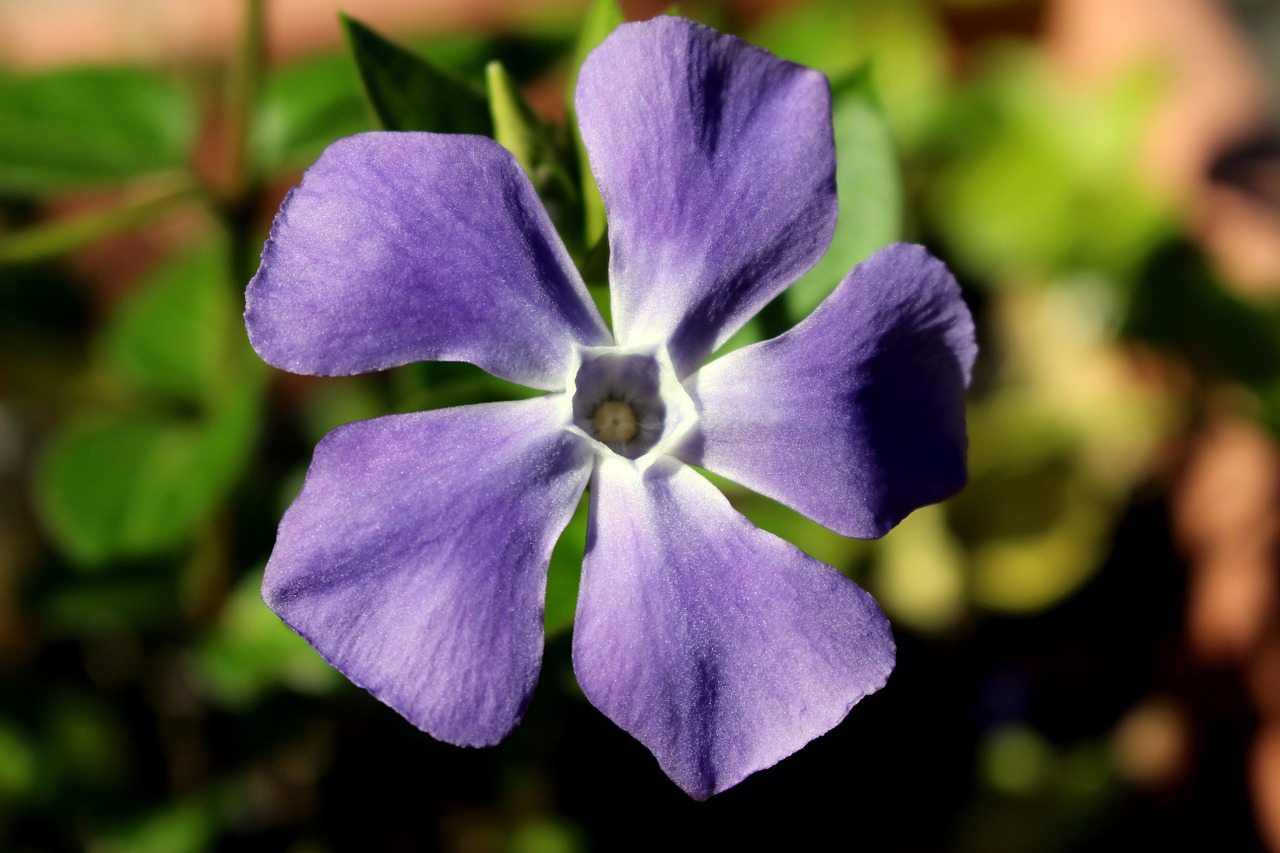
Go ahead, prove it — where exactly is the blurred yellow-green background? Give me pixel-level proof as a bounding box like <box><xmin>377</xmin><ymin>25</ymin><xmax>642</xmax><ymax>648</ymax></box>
<box><xmin>3</xmin><ymin>0</ymin><xmax>1280</xmax><ymax>849</ymax></box>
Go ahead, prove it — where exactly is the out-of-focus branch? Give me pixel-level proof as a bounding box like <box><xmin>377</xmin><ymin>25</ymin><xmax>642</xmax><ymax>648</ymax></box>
<box><xmin>224</xmin><ymin>0</ymin><xmax>264</xmax><ymax>210</ymax></box>
<box><xmin>0</xmin><ymin>179</ymin><xmax>203</xmax><ymax>266</ymax></box>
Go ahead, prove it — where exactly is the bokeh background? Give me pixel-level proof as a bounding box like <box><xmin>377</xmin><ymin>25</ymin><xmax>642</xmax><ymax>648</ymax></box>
<box><xmin>3</xmin><ymin>0</ymin><xmax>1280</xmax><ymax>849</ymax></box>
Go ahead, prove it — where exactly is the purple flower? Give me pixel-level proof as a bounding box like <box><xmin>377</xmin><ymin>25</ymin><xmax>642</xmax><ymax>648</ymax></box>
<box><xmin>246</xmin><ymin>16</ymin><xmax>975</xmax><ymax>799</ymax></box>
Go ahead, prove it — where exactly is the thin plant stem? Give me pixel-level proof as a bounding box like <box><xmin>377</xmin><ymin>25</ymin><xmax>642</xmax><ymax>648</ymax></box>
<box><xmin>0</xmin><ymin>179</ymin><xmax>203</xmax><ymax>266</ymax></box>
<box><xmin>224</xmin><ymin>0</ymin><xmax>266</xmax><ymax>285</ymax></box>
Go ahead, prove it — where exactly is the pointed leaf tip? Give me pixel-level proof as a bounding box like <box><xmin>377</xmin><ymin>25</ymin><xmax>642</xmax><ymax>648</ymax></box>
<box><xmin>341</xmin><ymin>14</ymin><xmax>491</xmax><ymax>135</ymax></box>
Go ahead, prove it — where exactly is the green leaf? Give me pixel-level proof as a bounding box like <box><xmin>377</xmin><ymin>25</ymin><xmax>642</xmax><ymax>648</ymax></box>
<box><xmin>252</xmin><ymin>53</ymin><xmax>373</xmax><ymax>174</ymax></box>
<box><xmin>1124</xmin><ymin>240</ymin><xmax>1280</xmax><ymax>384</ymax></box>
<box><xmin>340</xmin><ymin>14</ymin><xmax>491</xmax><ymax>135</ymax></box>
<box><xmin>874</xmin><ymin>505</ymin><xmax>966</xmax><ymax>633</ymax></box>
<box><xmin>192</xmin><ymin>568</ymin><xmax>340</xmax><ymax>707</ymax></box>
<box><xmin>47</xmin><ymin>692</ymin><xmax>131</xmax><ymax>787</ymax></box>
<box><xmin>924</xmin><ymin>49</ymin><xmax>1168</xmax><ymax>280</ymax></box>
<box><xmin>102</xmin><ymin>245</ymin><xmax>237</xmax><ymax>402</ymax></box>
<box><xmin>566</xmin><ymin>0</ymin><xmax>624</xmax><ymax>114</ymax></box>
<box><xmin>1256</xmin><ymin>379</ymin><xmax>1280</xmax><ymax>438</ymax></box>
<box><xmin>486</xmin><ymin>61</ymin><xmax>580</xmax><ymax>245</ymax></box>
<box><xmin>39</xmin><ymin>573</ymin><xmax>179</xmax><ymax>633</ymax></box>
<box><xmin>695</xmin><ymin>467</ymin><xmax>869</xmax><ymax>571</ymax></box>
<box><xmin>0</xmin><ymin>721</ymin><xmax>40</xmax><ymax>801</ymax></box>
<box><xmin>0</xmin><ymin>67</ymin><xmax>195</xmax><ymax>193</ymax></box>
<box><xmin>786</xmin><ymin>65</ymin><xmax>901</xmax><ymax>318</ymax></box>
<box><xmin>749</xmin><ymin>0</ymin><xmax>949</xmax><ymax>148</ymax></box>
<box><xmin>35</xmin><ymin>386</ymin><xmax>259</xmax><ymax>566</ymax></box>
<box><xmin>487</xmin><ymin>61</ymin><xmax>549</xmax><ymax>178</ymax></box>
<box><xmin>567</xmin><ymin>0</ymin><xmax>624</xmax><ymax>248</ymax></box>
<box><xmin>545</xmin><ymin>495</ymin><xmax>588</xmax><ymax>636</ymax></box>
<box><xmin>96</xmin><ymin>795</ymin><xmax>219</xmax><ymax>853</ymax></box>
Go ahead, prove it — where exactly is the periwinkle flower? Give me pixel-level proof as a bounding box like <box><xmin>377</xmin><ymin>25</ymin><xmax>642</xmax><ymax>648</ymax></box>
<box><xmin>246</xmin><ymin>16</ymin><xmax>976</xmax><ymax>799</ymax></box>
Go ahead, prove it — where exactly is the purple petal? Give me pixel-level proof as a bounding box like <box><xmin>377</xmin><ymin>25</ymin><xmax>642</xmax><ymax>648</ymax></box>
<box><xmin>681</xmin><ymin>243</ymin><xmax>976</xmax><ymax>539</ymax></box>
<box><xmin>262</xmin><ymin>396</ymin><xmax>591</xmax><ymax>746</ymax></box>
<box><xmin>574</xmin><ymin>457</ymin><xmax>895</xmax><ymax>799</ymax></box>
<box><xmin>246</xmin><ymin>133</ymin><xmax>610</xmax><ymax>390</ymax></box>
<box><xmin>576</xmin><ymin>17</ymin><xmax>837</xmax><ymax>375</ymax></box>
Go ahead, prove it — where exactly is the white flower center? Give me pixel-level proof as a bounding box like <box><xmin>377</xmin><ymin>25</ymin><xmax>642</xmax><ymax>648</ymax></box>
<box><xmin>567</xmin><ymin>346</ymin><xmax>698</xmax><ymax>467</ymax></box>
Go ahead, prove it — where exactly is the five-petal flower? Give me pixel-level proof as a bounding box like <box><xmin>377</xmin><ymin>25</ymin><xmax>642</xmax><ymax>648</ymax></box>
<box><xmin>246</xmin><ymin>16</ymin><xmax>976</xmax><ymax>799</ymax></box>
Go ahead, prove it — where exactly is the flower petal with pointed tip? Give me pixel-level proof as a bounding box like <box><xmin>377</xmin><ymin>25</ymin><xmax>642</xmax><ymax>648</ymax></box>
<box><xmin>246</xmin><ymin>132</ymin><xmax>610</xmax><ymax>390</ymax></box>
<box><xmin>681</xmin><ymin>243</ymin><xmax>976</xmax><ymax>539</ymax></box>
<box><xmin>576</xmin><ymin>17</ymin><xmax>838</xmax><ymax>375</ymax></box>
<box><xmin>574</xmin><ymin>457</ymin><xmax>895</xmax><ymax>799</ymax></box>
<box><xmin>263</xmin><ymin>396</ymin><xmax>592</xmax><ymax>746</ymax></box>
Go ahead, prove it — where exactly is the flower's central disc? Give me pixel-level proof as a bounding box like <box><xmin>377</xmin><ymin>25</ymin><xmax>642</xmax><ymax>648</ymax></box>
<box><xmin>593</xmin><ymin>401</ymin><xmax>638</xmax><ymax>443</ymax></box>
<box><xmin>569</xmin><ymin>347</ymin><xmax>698</xmax><ymax>463</ymax></box>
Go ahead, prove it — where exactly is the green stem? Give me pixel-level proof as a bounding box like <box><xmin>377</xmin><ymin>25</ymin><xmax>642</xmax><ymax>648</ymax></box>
<box><xmin>0</xmin><ymin>180</ymin><xmax>202</xmax><ymax>266</ymax></box>
<box><xmin>225</xmin><ymin>0</ymin><xmax>265</xmax><ymax>208</ymax></box>
<box><xmin>224</xmin><ymin>0</ymin><xmax>266</xmax><ymax>285</ymax></box>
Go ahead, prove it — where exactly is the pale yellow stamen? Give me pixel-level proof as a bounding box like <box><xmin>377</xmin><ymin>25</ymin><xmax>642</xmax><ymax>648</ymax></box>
<box><xmin>592</xmin><ymin>400</ymin><xmax>638</xmax><ymax>443</ymax></box>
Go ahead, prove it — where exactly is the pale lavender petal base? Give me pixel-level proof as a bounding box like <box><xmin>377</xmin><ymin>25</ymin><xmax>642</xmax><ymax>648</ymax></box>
<box><xmin>682</xmin><ymin>243</ymin><xmax>977</xmax><ymax>539</ymax></box>
<box><xmin>574</xmin><ymin>457</ymin><xmax>895</xmax><ymax>799</ymax></box>
<box><xmin>246</xmin><ymin>133</ymin><xmax>610</xmax><ymax>389</ymax></box>
<box><xmin>576</xmin><ymin>17</ymin><xmax>837</xmax><ymax>375</ymax></box>
<box><xmin>263</xmin><ymin>397</ymin><xmax>592</xmax><ymax>746</ymax></box>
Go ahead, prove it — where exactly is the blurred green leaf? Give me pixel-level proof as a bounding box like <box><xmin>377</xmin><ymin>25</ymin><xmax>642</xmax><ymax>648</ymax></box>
<box><xmin>296</xmin><ymin>376</ymin><xmax>392</xmax><ymax>446</ymax></box>
<box><xmin>713</xmin><ymin>315</ymin><xmax>767</xmax><ymax>359</ymax></box>
<box><xmin>252</xmin><ymin>53</ymin><xmax>372</xmax><ymax>174</ymax></box>
<box><xmin>1255</xmin><ymin>379</ymin><xmax>1280</xmax><ymax>437</ymax></box>
<box><xmin>787</xmin><ymin>65</ymin><xmax>901</xmax><ymax>318</ymax></box>
<box><xmin>695</xmin><ymin>467</ymin><xmax>869</xmax><ymax>571</ymax></box>
<box><xmin>38</xmin><ymin>417</ymin><xmax>205</xmax><ymax>564</ymax></box>
<box><xmin>567</xmin><ymin>0</ymin><xmax>623</xmax><ymax>248</ymax></box>
<box><xmin>509</xmin><ymin>817</ymin><xmax>587</xmax><ymax>853</ymax></box>
<box><xmin>1125</xmin><ymin>240</ymin><xmax>1280</xmax><ymax>384</ymax></box>
<box><xmin>750</xmin><ymin>0</ymin><xmax>949</xmax><ymax>147</ymax></box>
<box><xmin>0</xmin><ymin>67</ymin><xmax>195</xmax><ymax>193</ymax></box>
<box><xmin>545</xmin><ymin>496</ymin><xmax>588</xmax><ymax>636</ymax></box>
<box><xmin>341</xmin><ymin>14</ymin><xmax>491</xmax><ymax>135</ymax></box>
<box><xmin>102</xmin><ymin>245</ymin><xmax>236</xmax><ymax>402</ymax></box>
<box><xmin>36</xmin><ymin>238</ymin><xmax>262</xmax><ymax>566</ymax></box>
<box><xmin>0</xmin><ymin>721</ymin><xmax>40</xmax><ymax>801</ymax></box>
<box><xmin>97</xmin><ymin>796</ymin><xmax>218</xmax><ymax>853</ymax></box>
<box><xmin>35</xmin><ymin>386</ymin><xmax>259</xmax><ymax>566</ymax></box>
<box><xmin>47</xmin><ymin>691</ymin><xmax>132</xmax><ymax>789</ymax></box>
<box><xmin>39</xmin><ymin>573</ymin><xmax>178</xmax><ymax>633</ymax></box>
<box><xmin>875</xmin><ymin>504</ymin><xmax>966</xmax><ymax>632</ymax></box>
<box><xmin>388</xmin><ymin>360</ymin><xmax>542</xmax><ymax>422</ymax></box>
<box><xmin>924</xmin><ymin>49</ymin><xmax>1169</xmax><ymax>281</ymax></box>
<box><xmin>193</xmin><ymin>569</ymin><xmax>340</xmax><ymax>707</ymax></box>
<box><xmin>981</xmin><ymin>725</ymin><xmax>1056</xmax><ymax>796</ymax></box>
<box><xmin>950</xmin><ymin>455</ymin><xmax>1115</xmax><ymax>614</ymax></box>
<box><xmin>962</xmin><ymin>729</ymin><xmax>1115</xmax><ymax>851</ymax></box>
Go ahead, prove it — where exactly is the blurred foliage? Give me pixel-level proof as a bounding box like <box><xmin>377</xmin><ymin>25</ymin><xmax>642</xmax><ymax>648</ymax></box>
<box><xmin>34</xmin><ymin>242</ymin><xmax>263</xmax><ymax>566</ymax></box>
<box><xmin>193</xmin><ymin>568</ymin><xmax>341</xmax><ymax>707</ymax></box>
<box><xmin>753</xmin><ymin>0</ymin><xmax>949</xmax><ymax>146</ymax></box>
<box><xmin>786</xmin><ymin>63</ymin><xmax>902</xmax><ymax>318</ymax></box>
<box><xmin>921</xmin><ymin>47</ymin><xmax>1171</xmax><ymax>282</ymax></box>
<box><xmin>1</xmin><ymin>0</ymin><xmax>1278</xmax><ymax>850</ymax></box>
<box><xmin>0</xmin><ymin>68</ymin><xmax>195</xmax><ymax>193</ymax></box>
<box><xmin>567</xmin><ymin>0</ymin><xmax>625</xmax><ymax>250</ymax></box>
<box><xmin>251</xmin><ymin>53</ymin><xmax>370</xmax><ymax>175</ymax></box>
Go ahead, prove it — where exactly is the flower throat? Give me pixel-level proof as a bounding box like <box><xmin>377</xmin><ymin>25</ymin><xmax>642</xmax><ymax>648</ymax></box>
<box><xmin>568</xmin><ymin>347</ymin><xmax>697</xmax><ymax>462</ymax></box>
